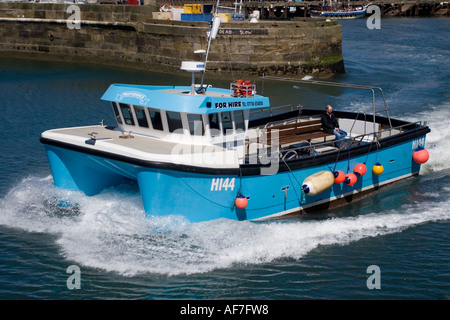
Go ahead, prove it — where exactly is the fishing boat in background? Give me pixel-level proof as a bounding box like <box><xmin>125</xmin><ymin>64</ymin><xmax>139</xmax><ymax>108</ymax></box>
<box><xmin>40</xmin><ymin>4</ymin><xmax>430</xmax><ymax>222</ymax></box>
<box><xmin>310</xmin><ymin>1</ymin><xmax>370</xmax><ymax>19</ymax></box>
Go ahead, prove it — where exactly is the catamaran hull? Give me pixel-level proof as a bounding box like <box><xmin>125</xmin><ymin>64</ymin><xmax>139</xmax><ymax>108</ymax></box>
<box><xmin>42</xmin><ymin>133</ymin><xmax>427</xmax><ymax>222</ymax></box>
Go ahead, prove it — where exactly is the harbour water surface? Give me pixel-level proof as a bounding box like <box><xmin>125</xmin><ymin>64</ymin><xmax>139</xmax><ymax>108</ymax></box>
<box><xmin>0</xmin><ymin>17</ymin><xmax>449</xmax><ymax>300</ymax></box>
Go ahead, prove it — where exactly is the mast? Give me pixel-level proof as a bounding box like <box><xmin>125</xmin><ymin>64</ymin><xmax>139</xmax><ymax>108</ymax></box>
<box><xmin>198</xmin><ymin>0</ymin><xmax>221</xmax><ymax>93</ymax></box>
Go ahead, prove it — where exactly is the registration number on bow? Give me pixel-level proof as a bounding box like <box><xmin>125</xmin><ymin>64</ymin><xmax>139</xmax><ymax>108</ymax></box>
<box><xmin>210</xmin><ymin>178</ymin><xmax>235</xmax><ymax>191</ymax></box>
<box><xmin>412</xmin><ymin>137</ymin><xmax>425</xmax><ymax>149</ymax></box>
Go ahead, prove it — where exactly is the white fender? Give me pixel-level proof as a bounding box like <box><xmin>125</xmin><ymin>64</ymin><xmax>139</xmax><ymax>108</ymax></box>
<box><xmin>210</xmin><ymin>16</ymin><xmax>221</xmax><ymax>40</ymax></box>
<box><xmin>302</xmin><ymin>170</ymin><xmax>334</xmax><ymax>196</ymax></box>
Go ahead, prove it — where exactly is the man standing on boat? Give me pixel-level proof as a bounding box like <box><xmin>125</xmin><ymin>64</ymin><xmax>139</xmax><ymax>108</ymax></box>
<box><xmin>321</xmin><ymin>105</ymin><xmax>347</xmax><ymax>147</ymax></box>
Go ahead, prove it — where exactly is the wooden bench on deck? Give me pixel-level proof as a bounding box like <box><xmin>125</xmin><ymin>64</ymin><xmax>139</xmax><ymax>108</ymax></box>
<box><xmin>261</xmin><ymin>118</ymin><xmax>335</xmax><ymax>147</ymax></box>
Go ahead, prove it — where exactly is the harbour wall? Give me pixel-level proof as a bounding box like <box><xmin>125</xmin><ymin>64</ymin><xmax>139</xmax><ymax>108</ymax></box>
<box><xmin>177</xmin><ymin>1</ymin><xmax>450</xmax><ymax>18</ymax></box>
<box><xmin>0</xmin><ymin>2</ymin><xmax>344</xmax><ymax>78</ymax></box>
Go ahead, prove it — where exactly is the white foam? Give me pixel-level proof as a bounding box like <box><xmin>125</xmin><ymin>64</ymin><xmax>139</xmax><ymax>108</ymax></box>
<box><xmin>1</xmin><ymin>175</ymin><xmax>449</xmax><ymax>276</ymax></box>
<box><xmin>404</xmin><ymin>101</ymin><xmax>450</xmax><ymax>175</ymax></box>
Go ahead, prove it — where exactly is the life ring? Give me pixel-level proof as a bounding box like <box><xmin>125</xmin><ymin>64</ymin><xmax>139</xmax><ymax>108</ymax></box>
<box><xmin>243</xmin><ymin>80</ymin><xmax>252</xmax><ymax>96</ymax></box>
<box><xmin>234</xmin><ymin>79</ymin><xmax>243</xmax><ymax>97</ymax></box>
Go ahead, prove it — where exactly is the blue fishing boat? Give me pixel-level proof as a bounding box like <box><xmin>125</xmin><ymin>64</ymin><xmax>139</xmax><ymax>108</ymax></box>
<box><xmin>40</xmin><ymin>13</ymin><xmax>430</xmax><ymax>223</ymax></box>
<box><xmin>310</xmin><ymin>2</ymin><xmax>370</xmax><ymax>19</ymax></box>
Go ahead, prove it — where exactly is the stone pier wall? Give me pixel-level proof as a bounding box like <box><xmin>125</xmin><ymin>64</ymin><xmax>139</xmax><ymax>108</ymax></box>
<box><xmin>0</xmin><ymin>3</ymin><xmax>344</xmax><ymax>78</ymax></box>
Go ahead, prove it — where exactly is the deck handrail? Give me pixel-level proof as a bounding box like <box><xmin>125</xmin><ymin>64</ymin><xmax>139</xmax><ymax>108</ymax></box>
<box><xmin>249</xmin><ymin>104</ymin><xmax>299</xmax><ymax>120</ymax></box>
<box><xmin>259</xmin><ymin>76</ymin><xmax>394</xmax><ymax>134</ymax></box>
<box><xmin>245</xmin><ymin>120</ymin><xmax>423</xmax><ymax>163</ymax></box>
<box><xmin>348</xmin><ymin>111</ymin><xmax>368</xmax><ymax>137</ymax></box>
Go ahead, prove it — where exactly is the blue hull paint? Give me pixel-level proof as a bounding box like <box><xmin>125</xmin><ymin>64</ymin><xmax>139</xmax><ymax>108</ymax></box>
<box><xmin>44</xmin><ymin>135</ymin><xmax>426</xmax><ymax>222</ymax></box>
<box><xmin>46</xmin><ymin>146</ymin><xmax>130</xmax><ymax>196</ymax></box>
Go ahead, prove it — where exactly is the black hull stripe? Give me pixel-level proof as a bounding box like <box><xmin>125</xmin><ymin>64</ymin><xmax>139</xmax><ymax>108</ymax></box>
<box><xmin>40</xmin><ymin>126</ymin><xmax>430</xmax><ymax>176</ymax></box>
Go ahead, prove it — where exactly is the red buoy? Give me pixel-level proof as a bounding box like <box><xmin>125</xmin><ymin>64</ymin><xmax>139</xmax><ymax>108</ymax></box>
<box><xmin>344</xmin><ymin>173</ymin><xmax>357</xmax><ymax>186</ymax></box>
<box><xmin>235</xmin><ymin>196</ymin><xmax>248</xmax><ymax>209</ymax></box>
<box><xmin>413</xmin><ymin>148</ymin><xmax>429</xmax><ymax>164</ymax></box>
<box><xmin>333</xmin><ymin>171</ymin><xmax>345</xmax><ymax>184</ymax></box>
<box><xmin>354</xmin><ymin>163</ymin><xmax>367</xmax><ymax>177</ymax></box>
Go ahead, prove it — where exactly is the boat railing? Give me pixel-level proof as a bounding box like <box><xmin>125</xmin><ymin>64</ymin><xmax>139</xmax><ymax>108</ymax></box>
<box><xmin>244</xmin><ymin>120</ymin><xmax>423</xmax><ymax>164</ymax></box>
<box><xmin>263</xmin><ymin>116</ymin><xmax>299</xmax><ymax>129</ymax></box>
<box><xmin>347</xmin><ymin>120</ymin><xmax>423</xmax><ymax>144</ymax></box>
<box><xmin>348</xmin><ymin>111</ymin><xmax>368</xmax><ymax>137</ymax></box>
<box><xmin>259</xmin><ymin>76</ymin><xmax>394</xmax><ymax>135</ymax></box>
<box><xmin>249</xmin><ymin>104</ymin><xmax>300</xmax><ymax>120</ymax></box>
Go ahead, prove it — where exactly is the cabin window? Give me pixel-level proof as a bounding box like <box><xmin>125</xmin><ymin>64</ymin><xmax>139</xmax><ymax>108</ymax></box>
<box><xmin>119</xmin><ymin>103</ymin><xmax>135</xmax><ymax>126</ymax></box>
<box><xmin>233</xmin><ymin>110</ymin><xmax>245</xmax><ymax>131</ymax></box>
<box><xmin>134</xmin><ymin>106</ymin><xmax>149</xmax><ymax>128</ymax></box>
<box><xmin>112</xmin><ymin>102</ymin><xmax>122</xmax><ymax>125</ymax></box>
<box><xmin>149</xmin><ymin>109</ymin><xmax>163</xmax><ymax>131</ymax></box>
<box><xmin>221</xmin><ymin>111</ymin><xmax>233</xmax><ymax>135</ymax></box>
<box><xmin>166</xmin><ymin>111</ymin><xmax>183</xmax><ymax>133</ymax></box>
<box><xmin>208</xmin><ymin>113</ymin><xmax>221</xmax><ymax>137</ymax></box>
<box><xmin>187</xmin><ymin>114</ymin><xmax>205</xmax><ymax>136</ymax></box>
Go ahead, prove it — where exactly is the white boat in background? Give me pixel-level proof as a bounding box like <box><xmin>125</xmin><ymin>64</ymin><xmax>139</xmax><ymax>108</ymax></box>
<box><xmin>310</xmin><ymin>1</ymin><xmax>370</xmax><ymax>19</ymax></box>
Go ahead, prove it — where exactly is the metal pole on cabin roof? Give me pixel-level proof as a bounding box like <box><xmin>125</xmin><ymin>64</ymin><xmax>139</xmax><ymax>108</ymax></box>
<box><xmin>199</xmin><ymin>0</ymin><xmax>221</xmax><ymax>92</ymax></box>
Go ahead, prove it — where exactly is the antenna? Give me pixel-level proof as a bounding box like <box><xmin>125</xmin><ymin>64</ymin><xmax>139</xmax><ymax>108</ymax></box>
<box><xmin>197</xmin><ymin>0</ymin><xmax>221</xmax><ymax>93</ymax></box>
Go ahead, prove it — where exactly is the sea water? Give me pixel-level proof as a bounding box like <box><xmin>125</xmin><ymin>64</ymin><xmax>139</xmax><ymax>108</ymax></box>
<box><xmin>0</xmin><ymin>17</ymin><xmax>449</xmax><ymax>300</ymax></box>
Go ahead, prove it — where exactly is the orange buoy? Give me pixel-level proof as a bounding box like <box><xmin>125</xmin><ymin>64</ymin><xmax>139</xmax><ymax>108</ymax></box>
<box><xmin>412</xmin><ymin>147</ymin><xmax>429</xmax><ymax>164</ymax></box>
<box><xmin>333</xmin><ymin>170</ymin><xmax>345</xmax><ymax>184</ymax></box>
<box><xmin>344</xmin><ymin>173</ymin><xmax>357</xmax><ymax>186</ymax></box>
<box><xmin>235</xmin><ymin>195</ymin><xmax>248</xmax><ymax>209</ymax></box>
<box><xmin>372</xmin><ymin>163</ymin><xmax>384</xmax><ymax>175</ymax></box>
<box><xmin>354</xmin><ymin>163</ymin><xmax>367</xmax><ymax>177</ymax></box>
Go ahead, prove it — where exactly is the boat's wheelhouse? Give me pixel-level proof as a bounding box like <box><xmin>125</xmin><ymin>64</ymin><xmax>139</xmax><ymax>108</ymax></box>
<box><xmin>111</xmin><ymin>100</ymin><xmax>249</xmax><ymax>144</ymax></box>
<box><xmin>102</xmin><ymin>80</ymin><xmax>271</xmax><ymax>149</ymax></box>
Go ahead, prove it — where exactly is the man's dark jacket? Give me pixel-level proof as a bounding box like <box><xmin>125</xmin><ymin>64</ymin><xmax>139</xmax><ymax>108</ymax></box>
<box><xmin>321</xmin><ymin>112</ymin><xmax>339</xmax><ymax>134</ymax></box>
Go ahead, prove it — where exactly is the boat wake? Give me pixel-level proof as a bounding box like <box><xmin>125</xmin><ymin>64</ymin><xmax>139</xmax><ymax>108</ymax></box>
<box><xmin>1</xmin><ymin>172</ymin><xmax>449</xmax><ymax>277</ymax></box>
<box><xmin>1</xmin><ymin>99</ymin><xmax>448</xmax><ymax>277</ymax></box>
<box><xmin>410</xmin><ymin>101</ymin><xmax>450</xmax><ymax>176</ymax></box>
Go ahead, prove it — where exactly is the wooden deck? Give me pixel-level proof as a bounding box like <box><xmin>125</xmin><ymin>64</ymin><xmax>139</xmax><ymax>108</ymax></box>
<box><xmin>261</xmin><ymin>118</ymin><xmax>335</xmax><ymax>147</ymax></box>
